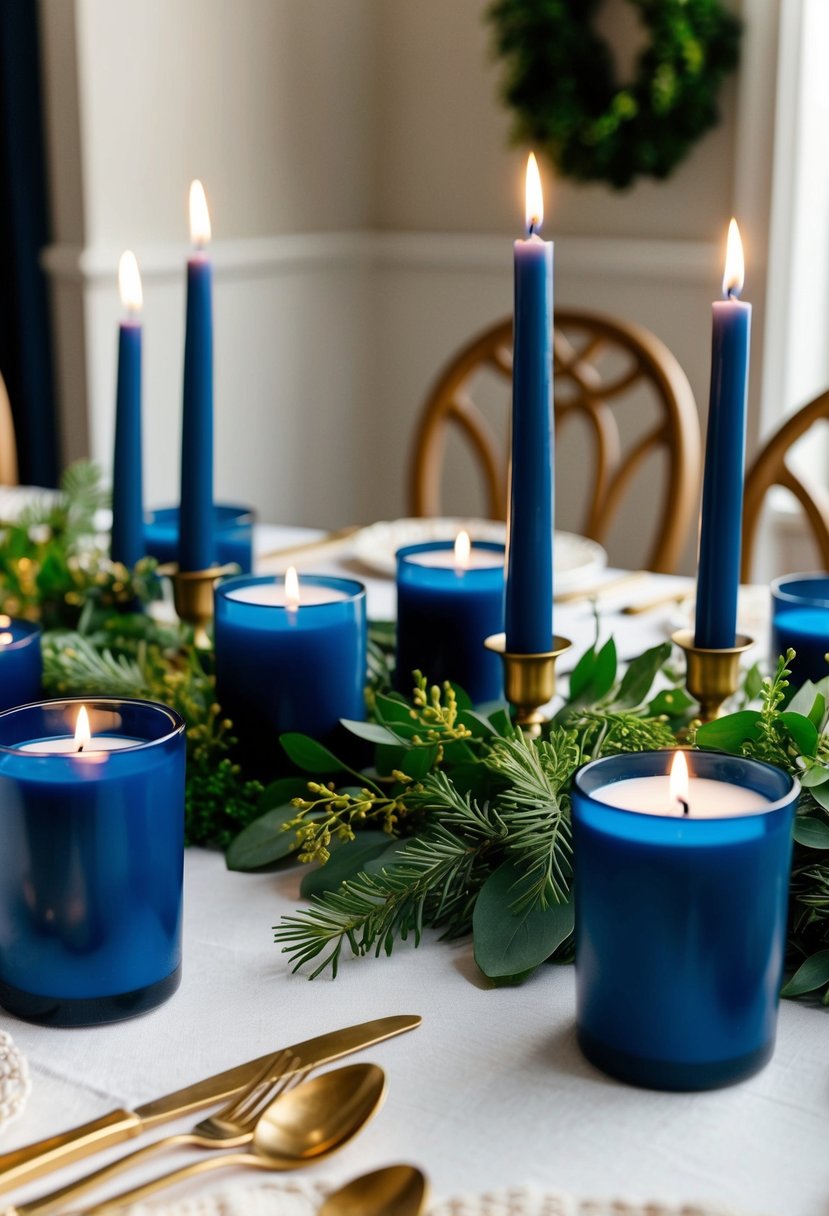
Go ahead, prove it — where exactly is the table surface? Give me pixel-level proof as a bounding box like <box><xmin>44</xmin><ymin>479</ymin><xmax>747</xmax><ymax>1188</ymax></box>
<box><xmin>3</xmin><ymin>529</ymin><xmax>824</xmax><ymax>1216</ymax></box>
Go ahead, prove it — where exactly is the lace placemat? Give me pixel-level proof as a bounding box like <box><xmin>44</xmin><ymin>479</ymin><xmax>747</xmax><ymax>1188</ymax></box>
<box><xmin>118</xmin><ymin>1177</ymin><xmax>765</xmax><ymax>1216</ymax></box>
<box><xmin>0</xmin><ymin>1030</ymin><xmax>30</xmax><ymax>1130</ymax></box>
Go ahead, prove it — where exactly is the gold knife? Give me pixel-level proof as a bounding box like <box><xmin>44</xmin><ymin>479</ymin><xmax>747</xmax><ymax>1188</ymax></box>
<box><xmin>0</xmin><ymin>1013</ymin><xmax>421</xmax><ymax>1195</ymax></box>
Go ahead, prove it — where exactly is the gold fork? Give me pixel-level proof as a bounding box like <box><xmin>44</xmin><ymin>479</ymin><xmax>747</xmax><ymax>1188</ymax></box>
<box><xmin>10</xmin><ymin>1051</ymin><xmax>308</xmax><ymax>1216</ymax></box>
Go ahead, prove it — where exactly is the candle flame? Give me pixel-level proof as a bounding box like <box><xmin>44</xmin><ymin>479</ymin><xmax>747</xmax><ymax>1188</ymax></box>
<box><xmin>0</xmin><ymin>615</ymin><xmax>10</xmax><ymax>627</ymax></box>
<box><xmin>0</xmin><ymin>632</ymin><xmax>12</xmax><ymax>645</ymax></box>
<box><xmin>454</xmin><ymin>530</ymin><xmax>471</xmax><ymax>569</ymax></box>
<box><xmin>189</xmin><ymin>180</ymin><xmax>212</xmax><ymax>247</ymax></box>
<box><xmin>722</xmin><ymin>218</ymin><xmax>745</xmax><ymax>298</ymax></box>
<box><xmin>285</xmin><ymin>566</ymin><xmax>300</xmax><ymax>610</ymax></box>
<box><xmin>669</xmin><ymin>750</ymin><xmax>690</xmax><ymax>812</ymax></box>
<box><xmin>74</xmin><ymin>705</ymin><xmax>91</xmax><ymax>752</ymax></box>
<box><xmin>525</xmin><ymin>152</ymin><xmax>544</xmax><ymax>235</ymax></box>
<box><xmin>118</xmin><ymin>251</ymin><xmax>143</xmax><ymax>313</ymax></box>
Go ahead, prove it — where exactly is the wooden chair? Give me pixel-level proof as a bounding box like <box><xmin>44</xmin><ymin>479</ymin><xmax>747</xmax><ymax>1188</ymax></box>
<box><xmin>408</xmin><ymin>310</ymin><xmax>701</xmax><ymax>573</ymax></box>
<box><xmin>741</xmin><ymin>388</ymin><xmax>829</xmax><ymax>581</ymax></box>
<box><xmin>0</xmin><ymin>372</ymin><xmax>18</xmax><ymax>486</ymax></box>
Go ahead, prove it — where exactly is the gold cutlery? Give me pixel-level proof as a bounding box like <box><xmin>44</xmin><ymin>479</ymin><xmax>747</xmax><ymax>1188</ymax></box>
<box><xmin>621</xmin><ymin>587</ymin><xmax>693</xmax><ymax>615</ymax></box>
<box><xmin>79</xmin><ymin>1063</ymin><xmax>387</xmax><ymax>1215</ymax></box>
<box><xmin>0</xmin><ymin>1014</ymin><xmax>420</xmax><ymax>1194</ymax></box>
<box><xmin>554</xmin><ymin>569</ymin><xmax>649</xmax><ymax>604</ymax></box>
<box><xmin>9</xmin><ymin>1052</ymin><xmax>310</xmax><ymax>1216</ymax></box>
<box><xmin>319</xmin><ymin>1164</ymin><xmax>429</xmax><ymax>1216</ymax></box>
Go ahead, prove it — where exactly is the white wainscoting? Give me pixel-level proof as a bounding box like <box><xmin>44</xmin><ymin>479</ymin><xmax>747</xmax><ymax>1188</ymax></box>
<box><xmin>43</xmin><ymin>231</ymin><xmax>722</xmax><ymax>571</ymax></box>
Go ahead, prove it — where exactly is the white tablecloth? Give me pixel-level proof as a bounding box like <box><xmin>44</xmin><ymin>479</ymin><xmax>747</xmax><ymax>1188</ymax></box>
<box><xmin>3</xmin><ymin>532</ymin><xmax>821</xmax><ymax>1216</ymax></box>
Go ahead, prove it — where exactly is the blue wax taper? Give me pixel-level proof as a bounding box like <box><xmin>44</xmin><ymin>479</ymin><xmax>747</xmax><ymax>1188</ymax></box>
<box><xmin>179</xmin><ymin>252</ymin><xmax>214</xmax><ymax>571</ymax></box>
<box><xmin>505</xmin><ymin>155</ymin><xmax>554</xmax><ymax>655</ymax></box>
<box><xmin>694</xmin><ymin>220</ymin><xmax>751</xmax><ymax>649</ymax></box>
<box><xmin>0</xmin><ymin>620</ymin><xmax>42</xmax><ymax>711</ymax></box>
<box><xmin>0</xmin><ymin>698</ymin><xmax>185</xmax><ymax>1027</ymax></box>
<box><xmin>572</xmin><ymin>749</ymin><xmax>798</xmax><ymax>1091</ymax></box>
<box><xmin>111</xmin><ymin>320</ymin><xmax>144</xmax><ymax>568</ymax></box>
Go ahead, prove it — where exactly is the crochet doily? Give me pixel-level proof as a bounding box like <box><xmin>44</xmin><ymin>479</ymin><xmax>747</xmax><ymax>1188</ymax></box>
<box><xmin>118</xmin><ymin>1178</ymin><xmax>760</xmax><ymax>1216</ymax></box>
<box><xmin>0</xmin><ymin>1029</ymin><xmax>30</xmax><ymax>1130</ymax></box>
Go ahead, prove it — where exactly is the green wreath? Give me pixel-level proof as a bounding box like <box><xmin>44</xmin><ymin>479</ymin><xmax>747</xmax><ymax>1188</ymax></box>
<box><xmin>488</xmin><ymin>0</ymin><xmax>741</xmax><ymax>190</ymax></box>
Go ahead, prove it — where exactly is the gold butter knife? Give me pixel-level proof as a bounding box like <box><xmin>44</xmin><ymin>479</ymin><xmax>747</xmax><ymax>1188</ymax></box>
<box><xmin>0</xmin><ymin>1013</ymin><xmax>421</xmax><ymax>1195</ymax></box>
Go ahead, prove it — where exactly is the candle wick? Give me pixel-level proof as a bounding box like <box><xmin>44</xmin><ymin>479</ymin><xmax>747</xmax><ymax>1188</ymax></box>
<box><xmin>77</xmin><ymin>743</ymin><xmax>84</xmax><ymax>753</ymax></box>
<box><xmin>528</xmin><ymin>221</ymin><xmax>536</xmax><ymax>237</ymax></box>
<box><xmin>679</xmin><ymin>798</ymin><xmax>689</xmax><ymax>817</ymax></box>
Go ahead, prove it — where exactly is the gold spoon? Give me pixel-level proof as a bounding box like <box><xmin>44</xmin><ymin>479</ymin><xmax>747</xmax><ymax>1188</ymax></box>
<box><xmin>74</xmin><ymin>1063</ymin><xmax>387</xmax><ymax>1215</ymax></box>
<box><xmin>319</xmin><ymin>1164</ymin><xmax>429</xmax><ymax>1216</ymax></box>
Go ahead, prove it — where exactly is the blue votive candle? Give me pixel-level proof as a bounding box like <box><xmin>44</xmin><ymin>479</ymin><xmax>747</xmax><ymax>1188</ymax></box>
<box><xmin>395</xmin><ymin>538</ymin><xmax>505</xmax><ymax>703</ymax></box>
<box><xmin>0</xmin><ymin>698</ymin><xmax>186</xmax><ymax>1027</ymax></box>
<box><xmin>145</xmin><ymin>504</ymin><xmax>255</xmax><ymax>573</ymax></box>
<box><xmin>214</xmin><ymin>571</ymin><xmax>367</xmax><ymax>771</ymax></box>
<box><xmin>771</xmin><ymin>573</ymin><xmax>829</xmax><ymax>686</ymax></box>
<box><xmin>572</xmin><ymin>749</ymin><xmax>798</xmax><ymax>1091</ymax></box>
<box><xmin>0</xmin><ymin>619</ymin><xmax>42</xmax><ymax>712</ymax></box>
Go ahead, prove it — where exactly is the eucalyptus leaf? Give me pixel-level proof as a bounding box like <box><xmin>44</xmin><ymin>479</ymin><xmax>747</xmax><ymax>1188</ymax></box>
<box><xmin>781</xmin><ymin>949</ymin><xmax>829</xmax><ymax>998</ymax></box>
<box><xmin>800</xmin><ymin>766</ymin><xmax>829</xmax><ymax>789</ymax></box>
<box><xmin>280</xmin><ymin>733</ymin><xmax>348</xmax><ymax>774</ymax></box>
<box><xmin>226</xmin><ymin>805</ymin><xmax>306</xmax><ymax>871</ymax></box>
<box><xmin>806</xmin><ymin>782</ymin><xmax>829</xmax><ymax>813</ymax></box>
<box><xmin>695</xmin><ymin>710</ymin><xmax>762</xmax><ymax>751</ymax></box>
<box><xmin>398</xmin><ymin>745</ymin><xmax>438</xmax><ymax>780</ymax></box>
<box><xmin>778</xmin><ymin>712</ymin><xmax>819</xmax><ymax>757</ymax></box>
<box><xmin>743</xmin><ymin>662</ymin><xmax>764</xmax><ymax>702</ymax></box>
<box><xmin>613</xmin><ymin>642</ymin><xmax>672</xmax><ymax>709</ymax></box>
<box><xmin>258</xmin><ymin>777</ymin><xmax>309</xmax><ymax>812</ymax></box>
<box><xmin>793</xmin><ymin>817</ymin><xmax>829</xmax><ymax>849</ymax></box>
<box><xmin>374</xmin><ymin>694</ymin><xmax>416</xmax><ymax>727</ymax></box>
<box><xmin>788</xmin><ymin>681</ymin><xmax>820</xmax><ymax>717</ymax></box>
<box><xmin>341</xmin><ymin>720</ymin><xmax>402</xmax><ymax>746</ymax></box>
<box><xmin>300</xmin><ymin>832</ymin><xmax>392</xmax><ymax>898</ymax></box>
<box><xmin>568</xmin><ymin>645</ymin><xmax>598</xmax><ymax>701</ymax></box>
<box><xmin>647</xmin><ymin>687</ymin><xmax>695</xmax><ymax>717</ymax></box>
<box><xmin>808</xmin><ymin>693</ymin><xmax>826</xmax><ymax>729</ymax></box>
<box><xmin>472</xmin><ymin>861</ymin><xmax>574</xmax><ymax>983</ymax></box>
<box><xmin>460</xmin><ymin>709</ymin><xmax>499</xmax><ymax>738</ymax></box>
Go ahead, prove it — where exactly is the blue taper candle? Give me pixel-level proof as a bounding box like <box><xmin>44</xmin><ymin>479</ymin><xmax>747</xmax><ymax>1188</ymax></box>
<box><xmin>505</xmin><ymin>153</ymin><xmax>554</xmax><ymax>654</ymax></box>
<box><xmin>179</xmin><ymin>180</ymin><xmax>215</xmax><ymax>572</ymax></box>
<box><xmin>110</xmin><ymin>252</ymin><xmax>144</xmax><ymax>569</ymax></box>
<box><xmin>694</xmin><ymin>219</ymin><xmax>752</xmax><ymax>649</ymax></box>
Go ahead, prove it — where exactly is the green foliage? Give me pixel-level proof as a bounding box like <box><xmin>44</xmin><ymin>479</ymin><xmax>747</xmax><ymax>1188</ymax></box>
<box><xmin>488</xmin><ymin>0</ymin><xmax>741</xmax><ymax>190</ymax></box>
<box><xmin>271</xmin><ymin>646</ymin><xmax>675</xmax><ymax>983</ymax></box>
<box><xmin>695</xmin><ymin>653</ymin><xmax>829</xmax><ymax>1004</ymax></box>
<box><xmin>0</xmin><ymin>463</ymin><xmax>160</xmax><ymax>627</ymax></box>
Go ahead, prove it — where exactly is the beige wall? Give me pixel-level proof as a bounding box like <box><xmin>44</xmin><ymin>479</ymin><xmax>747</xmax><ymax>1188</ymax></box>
<box><xmin>39</xmin><ymin>0</ymin><xmax>786</xmax><ymax>571</ymax></box>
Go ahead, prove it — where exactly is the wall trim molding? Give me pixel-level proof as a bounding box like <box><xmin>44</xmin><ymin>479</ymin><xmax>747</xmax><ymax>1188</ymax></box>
<box><xmin>42</xmin><ymin>230</ymin><xmax>722</xmax><ymax>286</ymax></box>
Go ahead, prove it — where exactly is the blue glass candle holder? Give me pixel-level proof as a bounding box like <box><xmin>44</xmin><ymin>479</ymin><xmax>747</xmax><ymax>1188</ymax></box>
<box><xmin>144</xmin><ymin>504</ymin><xmax>254</xmax><ymax>573</ymax></box>
<box><xmin>0</xmin><ymin>698</ymin><xmax>186</xmax><ymax>1026</ymax></box>
<box><xmin>571</xmin><ymin>749</ymin><xmax>798</xmax><ymax>1091</ymax></box>
<box><xmin>0</xmin><ymin>619</ymin><xmax>42</xmax><ymax>712</ymax></box>
<box><xmin>395</xmin><ymin>541</ymin><xmax>505</xmax><ymax>703</ymax></box>
<box><xmin>771</xmin><ymin>573</ymin><xmax>829</xmax><ymax>686</ymax></box>
<box><xmin>214</xmin><ymin>573</ymin><xmax>367</xmax><ymax>772</ymax></box>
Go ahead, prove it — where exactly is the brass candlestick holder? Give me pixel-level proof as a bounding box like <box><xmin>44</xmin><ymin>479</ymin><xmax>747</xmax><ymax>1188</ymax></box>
<box><xmin>671</xmin><ymin>628</ymin><xmax>755</xmax><ymax>723</ymax></box>
<box><xmin>158</xmin><ymin>562</ymin><xmax>239</xmax><ymax>648</ymax></box>
<box><xmin>485</xmin><ymin>632</ymin><xmax>573</xmax><ymax>737</ymax></box>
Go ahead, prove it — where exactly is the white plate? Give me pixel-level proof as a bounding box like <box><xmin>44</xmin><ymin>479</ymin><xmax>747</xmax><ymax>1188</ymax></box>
<box><xmin>351</xmin><ymin>517</ymin><xmax>606</xmax><ymax>590</ymax></box>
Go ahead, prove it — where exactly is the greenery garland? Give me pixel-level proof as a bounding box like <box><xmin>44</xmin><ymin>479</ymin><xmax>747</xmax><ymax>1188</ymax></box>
<box><xmin>488</xmin><ymin>0</ymin><xmax>741</xmax><ymax>189</ymax></box>
<box><xmin>6</xmin><ymin>464</ymin><xmax>829</xmax><ymax>1005</ymax></box>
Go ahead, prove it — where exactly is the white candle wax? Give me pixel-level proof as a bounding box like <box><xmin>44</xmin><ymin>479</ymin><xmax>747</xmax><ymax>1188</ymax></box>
<box><xmin>225</xmin><ymin>582</ymin><xmax>350</xmax><ymax>607</ymax></box>
<box><xmin>18</xmin><ymin>736</ymin><xmax>137</xmax><ymax>755</ymax></box>
<box><xmin>593</xmin><ymin>776</ymin><xmax>772</xmax><ymax>819</ymax></box>
<box><xmin>405</xmin><ymin>548</ymin><xmax>504</xmax><ymax>571</ymax></box>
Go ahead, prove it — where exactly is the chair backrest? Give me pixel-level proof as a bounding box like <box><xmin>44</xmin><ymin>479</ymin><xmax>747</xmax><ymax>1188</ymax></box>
<box><xmin>741</xmin><ymin>388</ymin><xmax>829</xmax><ymax>581</ymax></box>
<box><xmin>408</xmin><ymin>309</ymin><xmax>701</xmax><ymax>573</ymax></box>
<box><xmin>0</xmin><ymin>372</ymin><xmax>19</xmax><ymax>486</ymax></box>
